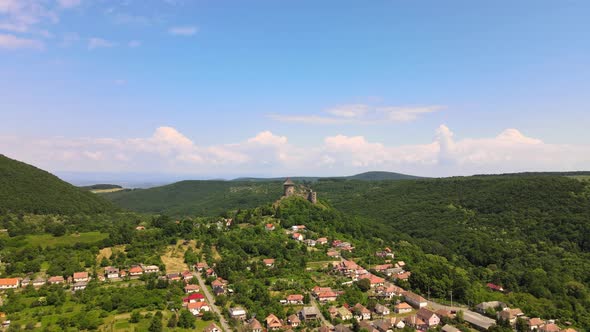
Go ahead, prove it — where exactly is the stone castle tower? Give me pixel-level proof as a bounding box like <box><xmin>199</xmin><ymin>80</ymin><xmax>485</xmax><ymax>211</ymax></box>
<box><xmin>282</xmin><ymin>178</ymin><xmax>317</xmax><ymax>204</ymax></box>
<box><xmin>283</xmin><ymin>178</ymin><xmax>295</xmax><ymax>197</ymax></box>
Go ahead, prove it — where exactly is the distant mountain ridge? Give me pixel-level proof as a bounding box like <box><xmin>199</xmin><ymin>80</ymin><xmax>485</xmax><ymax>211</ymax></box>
<box><xmin>0</xmin><ymin>154</ymin><xmax>116</xmax><ymax>214</ymax></box>
<box><xmin>232</xmin><ymin>171</ymin><xmax>423</xmax><ymax>182</ymax></box>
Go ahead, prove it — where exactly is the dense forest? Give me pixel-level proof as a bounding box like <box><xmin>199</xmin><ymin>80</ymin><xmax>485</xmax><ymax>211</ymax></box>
<box><xmin>104</xmin><ymin>180</ymin><xmax>284</xmax><ymax>216</ymax></box>
<box><xmin>0</xmin><ymin>155</ymin><xmax>116</xmax><ymax>215</ymax></box>
<box><xmin>314</xmin><ymin>176</ymin><xmax>590</xmax><ymax>326</ymax></box>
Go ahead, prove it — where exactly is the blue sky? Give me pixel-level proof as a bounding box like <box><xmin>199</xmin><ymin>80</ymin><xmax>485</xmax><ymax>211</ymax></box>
<box><xmin>1</xmin><ymin>0</ymin><xmax>590</xmax><ymax>180</ymax></box>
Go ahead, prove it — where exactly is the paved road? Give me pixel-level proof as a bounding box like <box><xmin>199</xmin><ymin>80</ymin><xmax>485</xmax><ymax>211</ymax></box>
<box><xmin>428</xmin><ymin>301</ymin><xmax>495</xmax><ymax>329</ymax></box>
<box><xmin>195</xmin><ymin>273</ymin><xmax>232</xmax><ymax>332</ymax></box>
<box><xmin>310</xmin><ymin>297</ymin><xmax>333</xmax><ymax>328</ymax></box>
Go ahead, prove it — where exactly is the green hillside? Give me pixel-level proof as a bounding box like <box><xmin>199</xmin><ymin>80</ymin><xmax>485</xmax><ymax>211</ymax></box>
<box><xmin>104</xmin><ymin>180</ymin><xmax>283</xmax><ymax>216</ymax></box>
<box><xmin>0</xmin><ymin>154</ymin><xmax>116</xmax><ymax>214</ymax></box>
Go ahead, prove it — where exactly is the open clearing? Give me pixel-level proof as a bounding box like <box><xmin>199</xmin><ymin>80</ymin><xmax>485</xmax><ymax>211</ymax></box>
<box><xmin>23</xmin><ymin>232</ymin><xmax>108</xmax><ymax>248</ymax></box>
<box><xmin>160</xmin><ymin>239</ymin><xmax>197</xmax><ymax>273</ymax></box>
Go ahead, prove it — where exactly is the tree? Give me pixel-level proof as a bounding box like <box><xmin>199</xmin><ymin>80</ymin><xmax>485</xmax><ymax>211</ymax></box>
<box><xmin>177</xmin><ymin>310</ymin><xmax>196</xmax><ymax>329</ymax></box>
<box><xmin>129</xmin><ymin>310</ymin><xmax>141</xmax><ymax>323</ymax></box>
<box><xmin>148</xmin><ymin>315</ymin><xmax>162</xmax><ymax>332</ymax></box>
<box><xmin>356</xmin><ymin>278</ymin><xmax>371</xmax><ymax>292</ymax></box>
<box><xmin>167</xmin><ymin>314</ymin><xmax>178</xmax><ymax>328</ymax></box>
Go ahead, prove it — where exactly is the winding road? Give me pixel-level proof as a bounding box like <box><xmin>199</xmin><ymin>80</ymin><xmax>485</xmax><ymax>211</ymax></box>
<box><xmin>195</xmin><ymin>272</ymin><xmax>232</xmax><ymax>332</ymax></box>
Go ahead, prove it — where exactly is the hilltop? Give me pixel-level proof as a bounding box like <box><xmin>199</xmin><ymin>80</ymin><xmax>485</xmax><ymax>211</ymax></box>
<box><xmin>0</xmin><ymin>154</ymin><xmax>116</xmax><ymax>214</ymax></box>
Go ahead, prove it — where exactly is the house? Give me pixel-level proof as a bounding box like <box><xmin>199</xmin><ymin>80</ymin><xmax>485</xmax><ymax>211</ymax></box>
<box><xmin>395</xmin><ymin>302</ymin><xmax>413</xmax><ymax>314</ymax></box>
<box><xmin>334</xmin><ymin>324</ymin><xmax>353</xmax><ymax>332</ymax></box>
<box><xmin>142</xmin><ymin>265</ymin><xmax>160</xmax><ymax>273</ymax></box>
<box><xmin>528</xmin><ymin>318</ymin><xmax>545</xmax><ymax>331</ymax></box>
<box><xmin>337</xmin><ymin>306</ymin><xmax>353</xmax><ymax>320</ymax></box>
<box><xmin>135</xmin><ymin>226</ymin><xmax>145</xmax><ymax>230</ymax></box>
<box><xmin>416</xmin><ymin>308</ymin><xmax>440</xmax><ymax>327</ymax></box>
<box><xmin>396</xmin><ymin>261</ymin><xmax>406</xmax><ymax>268</ymax></box>
<box><xmin>182</xmin><ymin>270</ymin><xmax>193</xmax><ymax>281</ymax></box>
<box><xmin>353</xmin><ymin>303</ymin><xmax>372</xmax><ymax>321</ymax></box>
<box><xmin>393</xmin><ymin>271</ymin><xmax>411</xmax><ymax>281</ymax></box>
<box><xmin>203</xmin><ymin>322</ymin><xmax>221</xmax><ymax>332</ymax></box>
<box><xmin>317</xmin><ymin>237</ymin><xmax>328</xmax><ymax>245</ymax></box>
<box><xmin>403</xmin><ymin>291</ymin><xmax>428</xmax><ymax>308</ymax></box>
<box><xmin>104</xmin><ymin>266</ymin><xmax>119</xmax><ymax>279</ymax></box>
<box><xmin>119</xmin><ymin>271</ymin><xmax>127</xmax><ymax>279</ymax></box>
<box><xmin>265</xmin><ymin>223</ymin><xmax>275</xmax><ymax>231</ymax></box>
<box><xmin>373</xmin><ymin>319</ymin><xmax>393</xmax><ymax>332</ymax></box>
<box><xmin>48</xmin><ymin>276</ymin><xmax>64</xmax><ymax>285</ymax></box>
<box><xmin>359</xmin><ymin>320</ymin><xmax>379</xmax><ymax>332</ymax></box>
<box><xmin>498</xmin><ymin>308</ymin><xmax>524</xmax><ymax>325</ymax></box>
<box><xmin>374</xmin><ymin>264</ymin><xmax>393</xmax><ymax>273</ymax></box>
<box><xmin>287</xmin><ymin>314</ymin><xmax>301</xmax><ymax>327</ymax></box>
<box><xmin>205</xmin><ymin>268</ymin><xmax>217</xmax><ymax>278</ymax></box>
<box><xmin>129</xmin><ymin>266</ymin><xmax>143</xmax><ymax>277</ymax></box>
<box><xmin>403</xmin><ymin>315</ymin><xmax>427</xmax><ymax>330</ymax></box>
<box><xmin>305</xmin><ymin>239</ymin><xmax>317</xmax><ymax>247</ymax></box>
<box><xmin>263</xmin><ymin>258</ymin><xmax>275</xmax><ymax>267</ymax></box>
<box><xmin>184</xmin><ymin>284</ymin><xmax>200</xmax><ymax>293</ymax></box>
<box><xmin>327</xmin><ymin>250</ymin><xmax>340</xmax><ymax>258</ymax></box>
<box><xmin>266</xmin><ymin>314</ymin><xmax>282</xmax><ymax>331</ymax></box>
<box><xmin>21</xmin><ymin>277</ymin><xmax>32</xmax><ymax>287</ymax></box>
<box><xmin>487</xmin><ymin>283</ymin><xmax>505</xmax><ymax>292</ymax></box>
<box><xmin>374</xmin><ymin>303</ymin><xmax>390</xmax><ymax>316</ymax></box>
<box><xmin>195</xmin><ymin>262</ymin><xmax>209</xmax><ymax>271</ymax></box>
<box><xmin>436</xmin><ymin>309</ymin><xmax>454</xmax><ymax>319</ymax></box>
<box><xmin>247</xmin><ymin>318</ymin><xmax>263</xmax><ymax>332</ymax></box>
<box><xmin>183</xmin><ymin>293</ymin><xmax>205</xmax><ymax>303</ymax></box>
<box><xmin>292</xmin><ymin>233</ymin><xmax>304</xmax><ymax>241</ymax></box>
<box><xmin>442</xmin><ymin>324</ymin><xmax>462</xmax><ymax>332</ymax></box>
<box><xmin>317</xmin><ymin>290</ymin><xmax>338</xmax><ymax>302</ymax></box>
<box><xmin>285</xmin><ymin>294</ymin><xmax>304</xmax><ymax>305</ymax></box>
<box><xmin>167</xmin><ymin>273</ymin><xmax>182</xmax><ymax>281</ymax></box>
<box><xmin>376</xmin><ymin>283</ymin><xmax>405</xmax><ymax>298</ymax></box>
<box><xmin>229</xmin><ymin>307</ymin><xmax>247</xmax><ymax>320</ymax></box>
<box><xmin>318</xmin><ymin>326</ymin><xmax>331</xmax><ymax>332</ymax></box>
<box><xmin>384</xmin><ymin>267</ymin><xmax>404</xmax><ymax>277</ymax></box>
<box><xmin>188</xmin><ymin>302</ymin><xmax>210</xmax><ymax>316</ymax></box>
<box><xmin>292</xmin><ymin>225</ymin><xmax>306</xmax><ymax>231</ymax></box>
<box><xmin>73</xmin><ymin>272</ymin><xmax>89</xmax><ymax>283</ymax></box>
<box><xmin>0</xmin><ymin>278</ymin><xmax>19</xmax><ymax>289</ymax></box>
<box><xmin>32</xmin><ymin>278</ymin><xmax>45</xmax><ymax>287</ymax></box>
<box><xmin>475</xmin><ymin>301</ymin><xmax>507</xmax><ymax>314</ymax></box>
<box><xmin>361</xmin><ymin>274</ymin><xmax>385</xmax><ymax>287</ymax></box>
<box><xmin>73</xmin><ymin>281</ymin><xmax>87</xmax><ymax>291</ymax></box>
<box><xmin>539</xmin><ymin>324</ymin><xmax>561</xmax><ymax>332</ymax></box>
<box><xmin>299</xmin><ymin>306</ymin><xmax>320</xmax><ymax>321</ymax></box>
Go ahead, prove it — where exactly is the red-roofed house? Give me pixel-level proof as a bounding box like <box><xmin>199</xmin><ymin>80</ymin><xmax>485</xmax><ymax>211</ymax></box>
<box><xmin>286</xmin><ymin>294</ymin><xmax>304</xmax><ymax>305</ymax></box>
<box><xmin>0</xmin><ymin>278</ymin><xmax>19</xmax><ymax>289</ymax></box>
<box><xmin>129</xmin><ymin>266</ymin><xmax>143</xmax><ymax>277</ymax></box>
<box><xmin>73</xmin><ymin>272</ymin><xmax>89</xmax><ymax>283</ymax></box>
<box><xmin>487</xmin><ymin>283</ymin><xmax>504</xmax><ymax>292</ymax></box>
<box><xmin>187</xmin><ymin>301</ymin><xmax>210</xmax><ymax>316</ymax></box>
<box><xmin>184</xmin><ymin>284</ymin><xmax>200</xmax><ymax>293</ymax></box>
<box><xmin>263</xmin><ymin>259</ymin><xmax>275</xmax><ymax>267</ymax></box>
<box><xmin>183</xmin><ymin>293</ymin><xmax>205</xmax><ymax>303</ymax></box>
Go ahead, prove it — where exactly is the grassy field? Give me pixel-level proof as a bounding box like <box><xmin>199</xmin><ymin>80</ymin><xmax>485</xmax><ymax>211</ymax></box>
<box><xmin>160</xmin><ymin>240</ymin><xmax>197</xmax><ymax>273</ymax></box>
<box><xmin>22</xmin><ymin>231</ymin><xmax>108</xmax><ymax>248</ymax></box>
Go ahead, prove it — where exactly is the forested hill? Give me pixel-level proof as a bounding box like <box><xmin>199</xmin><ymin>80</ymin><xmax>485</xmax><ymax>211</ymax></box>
<box><xmin>104</xmin><ymin>180</ymin><xmax>283</xmax><ymax>216</ymax></box>
<box><xmin>313</xmin><ymin>176</ymin><xmax>590</xmax><ymax>325</ymax></box>
<box><xmin>233</xmin><ymin>170</ymin><xmax>422</xmax><ymax>182</ymax></box>
<box><xmin>0</xmin><ymin>155</ymin><xmax>116</xmax><ymax>214</ymax></box>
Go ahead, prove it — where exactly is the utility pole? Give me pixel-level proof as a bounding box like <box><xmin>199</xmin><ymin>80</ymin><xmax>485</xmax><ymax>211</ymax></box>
<box><xmin>450</xmin><ymin>290</ymin><xmax>453</xmax><ymax>308</ymax></box>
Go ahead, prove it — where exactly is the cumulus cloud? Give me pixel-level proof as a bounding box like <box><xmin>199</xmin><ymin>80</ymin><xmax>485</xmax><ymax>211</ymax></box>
<box><xmin>1</xmin><ymin>125</ymin><xmax>589</xmax><ymax>177</ymax></box>
<box><xmin>270</xmin><ymin>104</ymin><xmax>444</xmax><ymax>125</ymax></box>
<box><xmin>0</xmin><ymin>33</ymin><xmax>43</xmax><ymax>49</ymax></box>
<box><xmin>168</xmin><ymin>25</ymin><xmax>198</xmax><ymax>36</ymax></box>
<box><xmin>57</xmin><ymin>0</ymin><xmax>81</xmax><ymax>9</ymax></box>
<box><xmin>88</xmin><ymin>37</ymin><xmax>115</xmax><ymax>49</ymax></box>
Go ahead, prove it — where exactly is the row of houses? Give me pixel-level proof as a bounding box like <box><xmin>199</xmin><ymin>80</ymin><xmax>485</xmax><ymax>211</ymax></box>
<box><xmin>238</xmin><ymin>307</ymin><xmax>321</xmax><ymax>331</ymax></box>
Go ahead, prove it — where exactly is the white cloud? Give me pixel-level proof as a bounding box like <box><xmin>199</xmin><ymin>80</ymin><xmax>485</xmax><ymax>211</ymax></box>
<box><xmin>168</xmin><ymin>25</ymin><xmax>198</xmax><ymax>36</ymax></box>
<box><xmin>1</xmin><ymin>125</ymin><xmax>590</xmax><ymax>177</ymax></box>
<box><xmin>128</xmin><ymin>40</ymin><xmax>141</xmax><ymax>48</ymax></box>
<box><xmin>0</xmin><ymin>0</ymin><xmax>59</xmax><ymax>37</ymax></box>
<box><xmin>57</xmin><ymin>0</ymin><xmax>81</xmax><ymax>9</ymax></box>
<box><xmin>88</xmin><ymin>37</ymin><xmax>115</xmax><ymax>50</ymax></box>
<box><xmin>0</xmin><ymin>33</ymin><xmax>43</xmax><ymax>49</ymax></box>
<box><xmin>270</xmin><ymin>103</ymin><xmax>443</xmax><ymax>125</ymax></box>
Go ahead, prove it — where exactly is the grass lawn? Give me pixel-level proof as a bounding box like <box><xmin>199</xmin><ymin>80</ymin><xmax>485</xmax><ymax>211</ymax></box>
<box><xmin>24</xmin><ymin>232</ymin><xmax>108</xmax><ymax>248</ymax></box>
